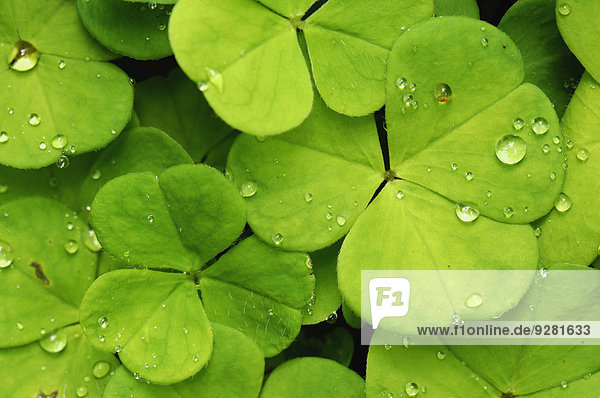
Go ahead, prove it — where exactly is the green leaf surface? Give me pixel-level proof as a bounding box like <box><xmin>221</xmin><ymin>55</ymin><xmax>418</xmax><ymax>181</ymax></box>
<box><xmin>91</xmin><ymin>164</ymin><xmax>246</xmax><ymax>271</ymax></box>
<box><xmin>200</xmin><ymin>235</ymin><xmax>315</xmax><ymax>356</ymax></box>
<box><xmin>538</xmin><ymin>72</ymin><xmax>600</xmax><ymax>265</ymax></box>
<box><xmin>257</xmin><ymin>0</ymin><xmax>315</xmax><ymax>18</ymax></box>
<box><xmin>388</xmin><ymin>17</ymin><xmax>564</xmax><ymax>224</ymax></box>
<box><xmin>304</xmin><ymin>0</ymin><xmax>433</xmax><ymax>116</ymax></box>
<box><xmin>79</xmin><ymin>269</ymin><xmax>213</xmax><ymax>384</ymax></box>
<box><xmin>342</xmin><ymin>300</ymin><xmax>361</xmax><ymax>329</ymax></box>
<box><xmin>0</xmin><ymin>324</ymin><xmax>119</xmax><ymax>398</ymax></box>
<box><xmin>261</xmin><ymin>357</ymin><xmax>365</xmax><ymax>398</ymax></box>
<box><xmin>78</xmin><ymin>127</ymin><xmax>193</xmax><ymax>213</ymax></box>
<box><xmin>134</xmin><ymin>68</ymin><xmax>234</xmax><ymax>163</ymax></box>
<box><xmin>77</xmin><ymin>0</ymin><xmax>173</xmax><ymax>60</ymax></box>
<box><xmin>0</xmin><ymin>0</ymin><xmax>115</xmax><ymax>60</ymax></box>
<box><xmin>0</xmin><ymin>197</ymin><xmax>97</xmax><ymax>348</ymax></box>
<box><xmin>337</xmin><ymin>180</ymin><xmax>538</xmax><ymax>318</ymax></box>
<box><xmin>227</xmin><ymin>96</ymin><xmax>384</xmax><ymax>251</ymax></box>
<box><xmin>123</xmin><ymin>0</ymin><xmax>177</xmax><ymax>3</ymax></box>
<box><xmin>499</xmin><ymin>0</ymin><xmax>583</xmax><ymax>117</ymax></box>
<box><xmin>434</xmin><ymin>0</ymin><xmax>479</xmax><ymax>17</ymax></box>
<box><xmin>0</xmin><ymin>53</ymin><xmax>133</xmax><ymax>168</ymax></box>
<box><xmin>169</xmin><ymin>0</ymin><xmax>313</xmax><ymax>135</ymax></box>
<box><xmin>102</xmin><ymin>323</ymin><xmax>264</xmax><ymax>398</ymax></box>
<box><xmin>556</xmin><ymin>0</ymin><xmax>600</xmax><ymax>83</ymax></box>
<box><xmin>203</xmin><ymin>131</ymin><xmax>239</xmax><ymax>171</ymax></box>
<box><xmin>302</xmin><ymin>240</ymin><xmax>342</xmax><ymax>325</ymax></box>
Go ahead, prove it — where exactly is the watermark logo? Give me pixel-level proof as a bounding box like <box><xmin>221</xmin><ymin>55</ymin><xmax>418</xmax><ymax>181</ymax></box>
<box><xmin>369</xmin><ymin>277</ymin><xmax>410</xmax><ymax>329</ymax></box>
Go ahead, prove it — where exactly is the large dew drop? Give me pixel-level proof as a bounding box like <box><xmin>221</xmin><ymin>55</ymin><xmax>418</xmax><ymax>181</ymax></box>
<box><xmin>240</xmin><ymin>181</ymin><xmax>257</xmax><ymax>197</ymax></box>
<box><xmin>39</xmin><ymin>331</ymin><xmax>68</xmax><ymax>353</ymax></box>
<box><xmin>0</xmin><ymin>240</ymin><xmax>14</xmax><ymax>268</ymax></box>
<box><xmin>495</xmin><ymin>135</ymin><xmax>527</xmax><ymax>165</ymax></box>
<box><xmin>92</xmin><ymin>361</ymin><xmax>111</xmax><ymax>378</ymax></box>
<box><xmin>8</xmin><ymin>40</ymin><xmax>39</xmax><ymax>71</ymax></box>
<box><xmin>554</xmin><ymin>193</ymin><xmax>572</xmax><ymax>212</ymax></box>
<box><xmin>405</xmin><ymin>382</ymin><xmax>419</xmax><ymax>397</ymax></box>
<box><xmin>455</xmin><ymin>203</ymin><xmax>480</xmax><ymax>222</ymax></box>
<box><xmin>433</xmin><ymin>83</ymin><xmax>452</xmax><ymax>103</ymax></box>
<box><xmin>531</xmin><ymin>117</ymin><xmax>549</xmax><ymax>135</ymax></box>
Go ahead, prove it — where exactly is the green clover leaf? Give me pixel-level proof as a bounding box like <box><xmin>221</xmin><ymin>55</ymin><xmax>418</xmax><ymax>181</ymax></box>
<box><xmin>538</xmin><ymin>72</ymin><xmax>600</xmax><ymax>266</ymax></box>
<box><xmin>434</xmin><ymin>0</ymin><xmax>479</xmax><ymax>17</ymax></box>
<box><xmin>228</xmin><ymin>16</ymin><xmax>564</xmax><ymax>319</ymax></box>
<box><xmin>0</xmin><ymin>324</ymin><xmax>119</xmax><ymax>398</ymax></box>
<box><xmin>498</xmin><ymin>0</ymin><xmax>583</xmax><ymax>117</ymax></box>
<box><xmin>169</xmin><ymin>0</ymin><xmax>433</xmax><ymax>135</ymax></box>
<box><xmin>102</xmin><ymin>323</ymin><xmax>264</xmax><ymax>398</ymax></box>
<box><xmin>0</xmin><ymin>0</ymin><xmax>133</xmax><ymax>168</ymax></box>
<box><xmin>261</xmin><ymin>357</ymin><xmax>365</xmax><ymax>398</ymax></box>
<box><xmin>76</xmin><ymin>0</ymin><xmax>173</xmax><ymax>60</ymax></box>
<box><xmin>0</xmin><ymin>197</ymin><xmax>97</xmax><ymax>348</ymax></box>
<box><xmin>134</xmin><ymin>68</ymin><xmax>236</xmax><ymax>165</ymax></box>
<box><xmin>556</xmin><ymin>0</ymin><xmax>600</xmax><ymax>83</ymax></box>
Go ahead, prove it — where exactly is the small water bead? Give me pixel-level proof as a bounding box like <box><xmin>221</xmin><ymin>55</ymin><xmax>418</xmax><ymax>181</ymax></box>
<box><xmin>433</xmin><ymin>83</ymin><xmax>452</xmax><ymax>103</ymax></box>
<box><xmin>396</xmin><ymin>77</ymin><xmax>407</xmax><ymax>89</ymax></box>
<box><xmin>7</xmin><ymin>107</ymin><xmax>13</xmax><ymax>115</ymax></box>
<box><xmin>91</xmin><ymin>361</ymin><xmax>111</xmax><ymax>379</ymax></box>
<box><xmin>481</xmin><ymin>38</ymin><xmax>489</xmax><ymax>47</ymax></box>
<box><xmin>56</xmin><ymin>155</ymin><xmax>70</xmax><ymax>169</ymax></box>
<box><xmin>531</xmin><ymin>117</ymin><xmax>549</xmax><ymax>135</ymax></box>
<box><xmin>512</xmin><ymin>118</ymin><xmax>524</xmax><ymax>130</ymax></box>
<box><xmin>542</xmin><ymin>144</ymin><xmax>551</xmax><ymax>154</ymax></box>
<box><xmin>396</xmin><ymin>190</ymin><xmax>405</xmax><ymax>199</ymax></box>
<box><xmin>75</xmin><ymin>386</ymin><xmax>88</xmax><ymax>398</ymax></box>
<box><xmin>0</xmin><ymin>240</ymin><xmax>14</xmax><ymax>268</ymax></box>
<box><xmin>58</xmin><ymin>60</ymin><xmax>66</xmax><ymax>69</ymax></box>
<box><xmin>503</xmin><ymin>207</ymin><xmax>514</xmax><ymax>218</ymax></box>
<box><xmin>98</xmin><ymin>316</ymin><xmax>109</xmax><ymax>329</ymax></box>
<box><xmin>9</xmin><ymin>40</ymin><xmax>40</xmax><ymax>71</ymax></box>
<box><xmin>486</xmin><ymin>191</ymin><xmax>492</xmax><ymax>198</ymax></box>
<box><xmin>550</xmin><ymin>172</ymin><xmax>557</xmax><ymax>180</ymax></box>
<box><xmin>558</xmin><ymin>3</ymin><xmax>571</xmax><ymax>15</ymax></box>
<box><xmin>561</xmin><ymin>380</ymin><xmax>568</xmax><ymax>388</ymax></box>
<box><xmin>576</xmin><ymin>147</ymin><xmax>589</xmax><ymax>162</ymax></box>
<box><xmin>336</xmin><ymin>216</ymin><xmax>346</xmax><ymax>226</ymax></box>
<box><xmin>436</xmin><ymin>351</ymin><xmax>446</xmax><ymax>360</ymax></box>
<box><xmin>240</xmin><ymin>181</ymin><xmax>257</xmax><ymax>197</ymax></box>
<box><xmin>495</xmin><ymin>135</ymin><xmax>527</xmax><ymax>165</ymax></box>
<box><xmin>325</xmin><ymin>212</ymin><xmax>333</xmax><ymax>220</ymax></box>
<box><xmin>405</xmin><ymin>382</ymin><xmax>419</xmax><ymax>397</ymax></box>
<box><xmin>326</xmin><ymin>312</ymin><xmax>338</xmax><ymax>324</ymax></box>
<box><xmin>403</xmin><ymin>93</ymin><xmax>417</xmax><ymax>108</ymax></box>
<box><xmin>50</xmin><ymin>134</ymin><xmax>68</xmax><ymax>149</ymax></box>
<box><xmin>566</xmin><ymin>139</ymin><xmax>574</xmax><ymax>149</ymax></box>
<box><xmin>91</xmin><ymin>169</ymin><xmax>102</xmax><ymax>180</ymax></box>
<box><xmin>272</xmin><ymin>233</ymin><xmax>283</xmax><ymax>246</ymax></box>
<box><xmin>0</xmin><ymin>184</ymin><xmax>7</xmax><ymax>193</ymax></box>
<box><xmin>39</xmin><ymin>331</ymin><xmax>68</xmax><ymax>353</ymax></box>
<box><xmin>451</xmin><ymin>163</ymin><xmax>457</xmax><ymax>170</ymax></box>
<box><xmin>552</xmin><ymin>136</ymin><xmax>560</xmax><ymax>144</ymax></box>
<box><xmin>158</xmin><ymin>23</ymin><xmax>167</xmax><ymax>31</ymax></box>
<box><xmin>554</xmin><ymin>193</ymin><xmax>573</xmax><ymax>212</ymax></box>
<box><xmin>384</xmin><ymin>343</ymin><xmax>392</xmax><ymax>351</ymax></box>
<box><xmin>39</xmin><ymin>142</ymin><xmax>47</xmax><ymax>150</ymax></box>
<box><xmin>133</xmin><ymin>372</ymin><xmax>141</xmax><ymax>380</ymax></box>
<box><xmin>465</xmin><ymin>293</ymin><xmax>483</xmax><ymax>308</ymax></box>
<box><xmin>465</xmin><ymin>172</ymin><xmax>474</xmax><ymax>181</ymax></box>
<box><xmin>304</xmin><ymin>192</ymin><xmax>313</xmax><ymax>202</ymax></box>
<box><xmin>64</xmin><ymin>239</ymin><xmax>79</xmax><ymax>254</ymax></box>
<box><xmin>147</xmin><ymin>215</ymin><xmax>154</xmax><ymax>223</ymax></box>
<box><xmin>534</xmin><ymin>227</ymin><xmax>542</xmax><ymax>237</ymax></box>
<box><xmin>84</xmin><ymin>230</ymin><xmax>102</xmax><ymax>252</ymax></box>
<box><xmin>0</xmin><ymin>132</ymin><xmax>9</xmax><ymax>143</ymax></box>
<box><xmin>28</xmin><ymin>113</ymin><xmax>41</xmax><ymax>126</ymax></box>
<box><xmin>16</xmin><ymin>322</ymin><xmax>24</xmax><ymax>330</ymax></box>
<box><xmin>455</xmin><ymin>203</ymin><xmax>480</xmax><ymax>222</ymax></box>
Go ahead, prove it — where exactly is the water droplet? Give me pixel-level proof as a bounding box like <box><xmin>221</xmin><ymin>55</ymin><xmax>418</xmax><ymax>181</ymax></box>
<box><xmin>58</xmin><ymin>60</ymin><xmax>66</xmax><ymax>69</ymax></box>
<box><xmin>434</xmin><ymin>83</ymin><xmax>452</xmax><ymax>103</ymax></box>
<box><xmin>336</xmin><ymin>216</ymin><xmax>346</xmax><ymax>226</ymax></box>
<box><xmin>437</xmin><ymin>351</ymin><xmax>446</xmax><ymax>360</ymax></box>
<box><xmin>16</xmin><ymin>322</ymin><xmax>24</xmax><ymax>330</ymax></box>
<box><xmin>92</xmin><ymin>361</ymin><xmax>111</xmax><ymax>378</ymax></box>
<box><xmin>450</xmin><ymin>163</ymin><xmax>458</xmax><ymax>170</ymax></box>
<box><xmin>9</xmin><ymin>40</ymin><xmax>39</xmax><ymax>71</ymax></box>
<box><xmin>193</xmin><ymin>354</ymin><xmax>199</xmax><ymax>362</ymax></box>
<box><xmin>558</xmin><ymin>3</ymin><xmax>571</xmax><ymax>15</ymax></box>
<box><xmin>495</xmin><ymin>135</ymin><xmax>527</xmax><ymax>164</ymax></box>
<box><xmin>405</xmin><ymin>382</ymin><xmax>419</xmax><ymax>397</ymax></box>
<box><xmin>550</xmin><ymin>171</ymin><xmax>557</xmax><ymax>180</ymax></box>
<box><xmin>49</xmin><ymin>134</ymin><xmax>68</xmax><ymax>149</ymax></box>
<box><xmin>158</xmin><ymin>23</ymin><xmax>166</xmax><ymax>31</ymax></box>
<box><xmin>396</xmin><ymin>190</ymin><xmax>405</xmax><ymax>199</ymax></box>
<box><xmin>561</xmin><ymin>380</ymin><xmax>568</xmax><ymax>388</ymax></box>
<box><xmin>0</xmin><ymin>240</ymin><xmax>13</xmax><ymax>268</ymax></box>
<box><xmin>512</xmin><ymin>118</ymin><xmax>524</xmax><ymax>130</ymax></box>
<box><xmin>90</xmin><ymin>169</ymin><xmax>102</xmax><ymax>181</ymax></box>
<box><xmin>28</xmin><ymin>113</ymin><xmax>41</xmax><ymax>126</ymax></box>
<box><xmin>0</xmin><ymin>184</ymin><xmax>7</xmax><ymax>194</ymax></box>
<box><xmin>455</xmin><ymin>203</ymin><xmax>479</xmax><ymax>222</ymax></box>
<box><xmin>552</xmin><ymin>136</ymin><xmax>560</xmax><ymax>144</ymax></box>
<box><xmin>481</xmin><ymin>38</ymin><xmax>489</xmax><ymax>47</ymax></box>
<box><xmin>39</xmin><ymin>331</ymin><xmax>68</xmax><ymax>353</ymax></box>
<box><xmin>305</xmin><ymin>254</ymin><xmax>313</xmax><ymax>270</ymax></box>
<box><xmin>75</xmin><ymin>386</ymin><xmax>88</xmax><ymax>397</ymax></box>
<box><xmin>534</xmin><ymin>227</ymin><xmax>542</xmax><ymax>237</ymax></box>
<box><xmin>542</xmin><ymin>144</ymin><xmax>551</xmax><ymax>154</ymax></box>
<box><xmin>56</xmin><ymin>155</ymin><xmax>69</xmax><ymax>169</ymax></box>
<box><xmin>304</xmin><ymin>192</ymin><xmax>313</xmax><ymax>202</ymax></box>
<box><xmin>0</xmin><ymin>131</ymin><xmax>9</xmax><ymax>144</ymax></box>
<box><xmin>531</xmin><ymin>117</ymin><xmax>549</xmax><ymax>135</ymax></box>
<box><xmin>84</xmin><ymin>229</ymin><xmax>102</xmax><ymax>252</ymax></box>
<box><xmin>97</xmin><ymin>316</ymin><xmax>109</xmax><ymax>329</ymax></box>
<box><xmin>272</xmin><ymin>233</ymin><xmax>283</xmax><ymax>246</ymax></box>
<box><xmin>133</xmin><ymin>372</ymin><xmax>141</xmax><ymax>380</ymax></box>
<box><xmin>396</xmin><ymin>77</ymin><xmax>407</xmax><ymax>89</ymax></box>
<box><xmin>384</xmin><ymin>343</ymin><xmax>392</xmax><ymax>351</ymax></box>
<box><xmin>240</xmin><ymin>181</ymin><xmax>257</xmax><ymax>197</ymax></box>
<box><xmin>576</xmin><ymin>147</ymin><xmax>589</xmax><ymax>162</ymax></box>
<box><xmin>147</xmin><ymin>215</ymin><xmax>154</xmax><ymax>223</ymax></box>
<box><xmin>204</xmin><ymin>67</ymin><xmax>224</xmax><ymax>93</ymax></box>
<box><xmin>465</xmin><ymin>172</ymin><xmax>474</xmax><ymax>181</ymax></box>
<box><xmin>452</xmin><ymin>313</ymin><xmax>464</xmax><ymax>326</ymax></box>
<box><xmin>325</xmin><ymin>312</ymin><xmax>338</xmax><ymax>323</ymax></box>
<box><xmin>465</xmin><ymin>293</ymin><xmax>483</xmax><ymax>308</ymax></box>
<box><xmin>554</xmin><ymin>193</ymin><xmax>572</xmax><ymax>212</ymax></box>
<box><xmin>503</xmin><ymin>207</ymin><xmax>514</xmax><ymax>218</ymax></box>
<box><xmin>64</xmin><ymin>239</ymin><xmax>79</xmax><ymax>254</ymax></box>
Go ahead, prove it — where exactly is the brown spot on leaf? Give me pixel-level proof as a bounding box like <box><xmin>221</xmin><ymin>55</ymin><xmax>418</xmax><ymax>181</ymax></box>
<box><xmin>30</xmin><ymin>262</ymin><xmax>50</xmax><ymax>285</ymax></box>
